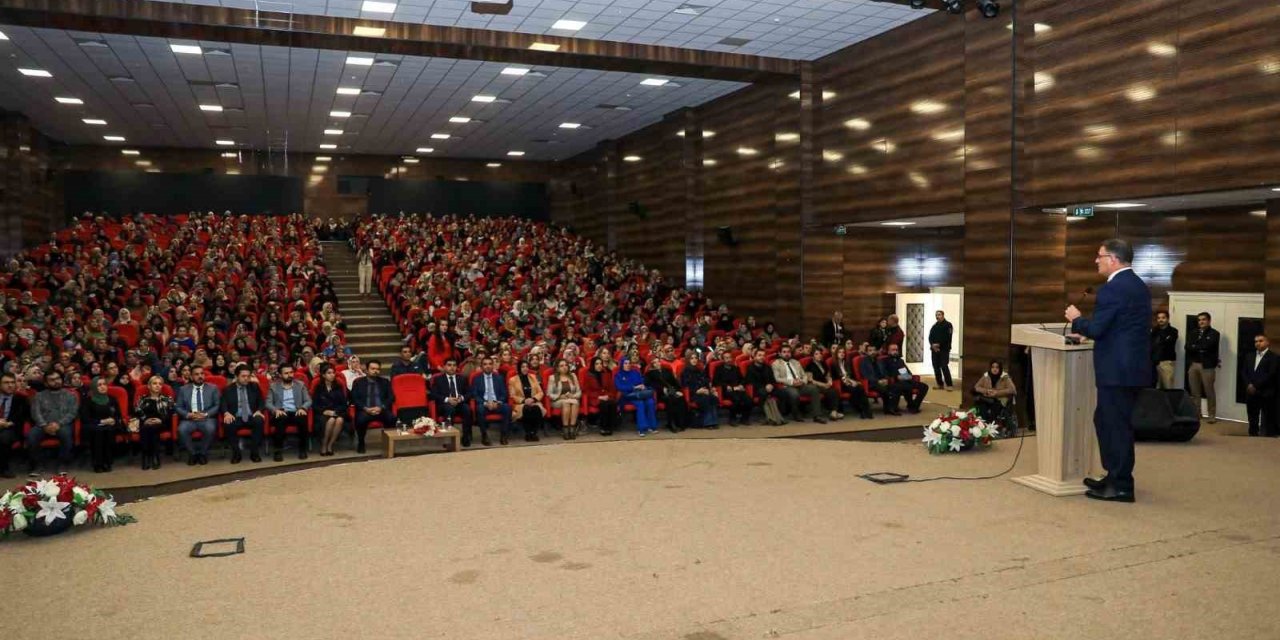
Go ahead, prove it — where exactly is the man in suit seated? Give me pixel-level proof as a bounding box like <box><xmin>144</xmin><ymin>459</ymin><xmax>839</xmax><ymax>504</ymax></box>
<box><xmin>351</xmin><ymin>359</ymin><xmax>395</xmax><ymax>454</ymax></box>
<box><xmin>469</xmin><ymin>356</ymin><xmax>513</xmax><ymax>445</ymax></box>
<box><xmin>1241</xmin><ymin>334</ymin><xmax>1279</xmax><ymax>437</ymax></box>
<box><xmin>879</xmin><ymin>344</ymin><xmax>928</xmax><ymax>414</ymax></box>
<box><xmin>770</xmin><ymin>345</ymin><xmax>826</xmax><ymax>423</ymax></box>
<box><xmin>0</xmin><ymin>372</ymin><xmax>31</xmax><ymax>478</ymax></box>
<box><xmin>267</xmin><ymin>363</ymin><xmax>312</xmax><ymax>461</ymax></box>
<box><xmin>431</xmin><ymin>358</ymin><xmax>476</xmax><ymax>446</ymax></box>
<box><xmin>176</xmin><ymin>364</ymin><xmax>220</xmax><ymax>465</ymax></box>
<box><xmin>220</xmin><ymin>364</ymin><xmax>265</xmax><ymax>463</ymax></box>
<box><xmin>390</xmin><ymin>345</ymin><xmax>431</xmax><ymax>379</ymax></box>
<box><xmin>858</xmin><ymin>343</ymin><xmax>898</xmax><ymax>415</ymax></box>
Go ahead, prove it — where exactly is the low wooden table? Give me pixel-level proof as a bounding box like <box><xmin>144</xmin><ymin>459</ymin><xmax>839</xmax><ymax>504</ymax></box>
<box><xmin>382</xmin><ymin>429</ymin><xmax>461</xmax><ymax>458</ymax></box>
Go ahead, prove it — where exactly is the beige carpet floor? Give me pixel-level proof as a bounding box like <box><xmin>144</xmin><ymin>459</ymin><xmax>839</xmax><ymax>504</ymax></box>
<box><xmin>4</xmin><ymin>424</ymin><xmax>1275</xmax><ymax>640</ymax></box>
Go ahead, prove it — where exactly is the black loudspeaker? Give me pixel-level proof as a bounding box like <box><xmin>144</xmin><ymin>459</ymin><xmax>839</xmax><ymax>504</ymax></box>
<box><xmin>1132</xmin><ymin>389</ymin><xmax>1200</xmax><ymax>442</ymax></box>
<box><xmin>716</xmin><ymin>225</ymin><xmax>739</xmax><ymax>246</ymax></box>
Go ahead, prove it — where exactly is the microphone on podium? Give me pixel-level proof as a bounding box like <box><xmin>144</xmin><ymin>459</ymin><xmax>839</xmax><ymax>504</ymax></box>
<box><xmin>1062</xmin><ymin>286</ymin><xmax>1095</xmax><ymax>340</ymax></box>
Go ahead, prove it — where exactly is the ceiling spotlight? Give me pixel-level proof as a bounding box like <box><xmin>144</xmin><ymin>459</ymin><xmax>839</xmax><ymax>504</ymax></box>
<box><xmin>215</xmin><ymin>139</ymin><xmax>235</xmax><ymax>146</ymax></box>
<box><xmin>529</xmin><ymin>42</ymin><xmax>560</xmax><ymax>52</ymax></box>
<box><xmin>103</xmin><ymin>135</ymin><xmax>126</xmax><ymax>142</ymax></box>
<box><xmin>336</xmin><ymin>87</ymin><xmax>361</xmax><ymax>95</ymax></box>
<box><xmin>330</xmin><ymin>111</ymin><xmax>352</xmax><ymax>118</ymax></box>
<box><xmin>315</xmin><ymin>156</ymin><xmax>332</xmax><ymax>162</ymax></box>
<box><xmin>346</xmin><ymin>56</ymin><xmax>375</xmax><ymax>66</ymax></box>
<box><xmin>416</xmin><ymin>147</ymin><xmax>435</xmax><ymax>153</ymax></box>
<box><xmin>320</xmin><ymin>143</ymin><xmax>337</xmax><ymax>149</ymax></box>
<box><xmin>507</xmin><ymin>150</ymin><xmax>525</xmax><ymax>157</ymax></box>
<box><xmin>978</xmin><ymin>0</ymin><xmax>1000</xmax><ymax>18</ymax></box>
<box><xmin>18</xmin><ymin>68</ymin><xmax>52</xmax><ymax>78</ymax></box>
<box><xmin>199</xmin><ymin>104</ymin><xmax>223</xmax><ymax>112</ymax></box>
<box><xmin>431</xmin><ymin>133</ymin><xmax>451</xmax><ymax>140</ymax></box>
<box><xmin>324</xmin><ymin>129</ymin><xmax>344</xmax><ymax>135</ymax></box>
<box><xmin>943</xmin><ymin>0</ymin><xmax>963</xmax><ymax>14</ymax></box>
<box><xmin>170</xmin><ymin>44</ymin><xmax>203</xmax><ymax>55</ymax></box>
<box><xmin>487</xmin><ymin>162</ymin><xmax>502</xmax><ymax>168</ymax></box>
<box><xmin>471</xmin><ymin>95</ymin><xmax>497</xmax><ymax>103</ymax></box>
<box><xmin>353</xmin><ymin>26</ymin><xmax>387</xmax><ymax>37</ymax></box>
<box><xmin>551</xmin><ymin>19</ymin><xmax>587</xmax><ymax>31</ymax></box>
<box><xmin>449</xmin><ymin>116</ymin><xmax>472</xmax><ymax>124</ymax></box>
<box><xmin>501</xmin><ymin>67</ymin><xmax>531</xmax><ymax>76</ymax></box>
<box><xmin>121</xmin><ymin>149</ymin><xmax>140</xmax><ymax>156</ymax></box>
<box><xmin>83</xmin><ymin>119</ymin><xmax>107</xmax><ymax>125</ymax></box>
<box><xmin>559</xmin><ymin>122</ymin><xmax>582</xmax><ymax>129</ymax></box>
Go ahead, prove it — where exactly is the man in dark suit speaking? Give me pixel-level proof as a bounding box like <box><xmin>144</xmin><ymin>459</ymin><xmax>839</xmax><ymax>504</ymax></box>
<box><xmin>1065</xmin><ymin>239</ymin><xmax>1151</xmax><ymax>503</ymax></box>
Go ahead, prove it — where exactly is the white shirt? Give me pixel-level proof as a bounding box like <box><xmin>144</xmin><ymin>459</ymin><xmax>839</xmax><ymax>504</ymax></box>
<box><xmin>1107</xmin><ymin>266</ymin><xmax>1133</xmax><ymax>282</ymax></box>
<box><xmin>1257</xmin><ymin>350</ymin><xmax>1267</xmax><ymax>371</ymax></box>
<box><xmin>191</xmin><ymin>384</ymin><xmax>205</xmax><ymax>412</ymax></box>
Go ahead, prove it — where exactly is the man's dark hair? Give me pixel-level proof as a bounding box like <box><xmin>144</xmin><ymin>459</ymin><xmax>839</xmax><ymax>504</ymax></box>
<box><xmin>444</xmin><ymin>358</ymin><xmax>458</xmax><ymax>365</ymax></box>
<box><xmin>234</xmin><ymin>364</ymin><xmax>252</xmax><ymax>376</ymax></box>
<box><xmin>0</xmin><ymin>372</ymin><xmax>15</xmax><ymax>382</ymax></box>
<box><xmin>191</xmin><ymin>364</ymin><xmax>204</xmax><ymax>372</ymax></box>
<box><xmin>1101</xmin><ymin>238</ymin><xmax>1134</xmax><ymax>265</ymax></box>
<box><xmin>366</xmin><ymin>359</ymin><xmax>381</xmax><ymax>368</ymax></box>
<box><xmin>278</xmin><ymin>363</ymin><xmax>293</xmax><ymax>374</ymax></box>
<box><xmin>1155</xmin><ymin>311</ymin><xmax>1168</xmax><ymax>318</ymax></box>
<box><xmin>1198</xmin><ymin>312</ymin><xmax>1212</xmax><ymax>321</ymax></box>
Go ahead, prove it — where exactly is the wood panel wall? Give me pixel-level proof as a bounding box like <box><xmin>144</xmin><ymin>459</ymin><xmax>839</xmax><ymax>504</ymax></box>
<box><xmin>0</xmin><ymin>112</ymin><xmax>61</xmax><ymax>257</ymax></box>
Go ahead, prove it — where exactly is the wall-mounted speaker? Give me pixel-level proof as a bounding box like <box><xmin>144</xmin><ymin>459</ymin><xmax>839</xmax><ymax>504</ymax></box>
<box><xmin>716</xmin><ymin>225</ymin><xmax>739</xmax><ymax>246</ymax></box>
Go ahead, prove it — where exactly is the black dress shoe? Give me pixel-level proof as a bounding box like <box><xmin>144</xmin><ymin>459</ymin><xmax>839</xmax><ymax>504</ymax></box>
<box><xmin>499</xmin><ymin>434</ymin><xmax>509</xmax><ymax>445</ymax></box>
<box><xmin>1082</xmin><ymin>476</ymin><xmax>1108</xmax><ymax>491</ymax></box>
<box><xmin>141</xmin><ymin>456</ymin><xmax>152</xmax><ymax>470</ymax></box>
<box><xmin>273</xmin><ymin>451</ymin><xmax>284</xmax><ymax>462</ymax></box>
<box><xmin>230</xmin><ymin>450</ymin><xmax>242</xmax><ymax>464</ymax></box>
<box><xmin>153</xmin><ymin>456</ymin><xmax>161</xmax><ymax>470</ymax></box>
<box><xmin>188</xmin><ymin>456</ymin><xmax>198</xmax><ymax>466</ymax></box>
<box><xmin>299</xmin><ymin>450</ymin><xmax>308</xmax><ymax>460</ymax></box>
<box><xmin>481</xmin><ymin>436</ymin><xmax>492</xmax><ymax>447</ymax></box>
<box><xmin>356</xmin><ymin>443</ymin><xmax>366</xmax><ymax>454</ymax></box>
<box><xmin>198</xmin><ymin>454</ymin><xmax>208</xmax><ymax>465</ymax></box>
<box><xmin>250</xmin><ymin>452</ymin><xmax>262</xmax><ymax>463</ymax></box>
<box><xmin>1085</xmin><ymin>485</ymin><xmax>1135</xmax><ymax>503</ymax></box>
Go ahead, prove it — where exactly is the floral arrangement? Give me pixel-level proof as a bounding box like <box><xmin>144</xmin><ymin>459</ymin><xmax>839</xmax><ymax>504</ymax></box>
<box><xmin>410</xmin><ymin>416</ymin><xmax>455</xmax><ymax>436</ymax></box>
<box><xmin>922</xmin><ymin>409</ymin><xmax>997</xmax><ymax>454</ymax></box>
<box><xmin>1</xmin><ymin>474</ymin><xmax>135</xmax><ymax>538</ymax></box>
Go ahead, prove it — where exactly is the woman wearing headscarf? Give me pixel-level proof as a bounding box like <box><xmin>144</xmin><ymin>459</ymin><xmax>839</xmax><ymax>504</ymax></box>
<box><xmin>973</xmin><ymin>360</ymin><xmax>1017</xmax><ymax>429</ymax></box>
<box><xmin>81</xmin><ymin>377</ymin><xmax>123</xmax><ymax>472</ymax></box>
<box><xmin>508</xmin><ymin>359</ymin><xmax>545</xmax><ymax>441</ymax></box>
<box><xmin>582</xmin><ymin>357</ymin><xmax>619</xmax><ymax>436</ymax></box>
<box><xmin>616</xmin><ymin>357</ymin><xmax>658</xmax><ymax>436</ymax></box>
<box><xmin>680</xmin><ymin>352</ymin><xmax>719</xmax><ymax>429</ymax></box>
<box><xmin>134</xmin><ymin>375</ymin><xmax>175</xmax><ymax>470</ymax></box>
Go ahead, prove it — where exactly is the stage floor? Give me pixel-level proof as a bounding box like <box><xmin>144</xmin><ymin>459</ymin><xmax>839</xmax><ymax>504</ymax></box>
<box><xmin>3</xmin><ymin>424</ymin><xmax>1278</xmax><ymax>640</ymax></box>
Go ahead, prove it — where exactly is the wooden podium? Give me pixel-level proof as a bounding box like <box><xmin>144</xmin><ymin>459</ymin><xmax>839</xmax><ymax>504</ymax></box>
<box><xmin>1010</xmin><ymin>324</ymin><xmax>1104</xmax><ymax>496</ymax></box>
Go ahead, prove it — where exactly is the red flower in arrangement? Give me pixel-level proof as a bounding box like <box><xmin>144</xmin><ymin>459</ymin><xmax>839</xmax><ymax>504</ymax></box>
<box><xmin>0</xmin><ymin>510</ymin><xmax>11</xmax><ymax>530</ymax></box>
<box><xmin>21</xmin><ymin>493</ymin><xmax>39</xmax><ymax>509</ymax></box>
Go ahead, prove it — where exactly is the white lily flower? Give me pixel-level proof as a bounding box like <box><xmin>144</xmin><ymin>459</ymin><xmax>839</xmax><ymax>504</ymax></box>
<box><xmin>98</xmin><ymin>499</ymin><xmax>118</xmax><ymax>522</ymax></box>
<box><xmin>923</xmin><ymin>430</ymin><xmax>942</xmax><ymax>446</ymax></box>
<box><xmin>949</xmin><ymin>424</ymin><xmax>961</xmax><ymax>436</ymax></box>
<box><xmin>73</xmin><ymin>510</ymin><xmax>89</xmax><ymax>526</ymax></box>
<box><xmin>35</xmin><ymin>499</ymin><xmax>70</xmax><ymax>526</ymax></box>
<box><xmin>948</xmin><ymin>437</ymin><xmax>964</xmax><ymax>452</ymax></box>
<box><xmin>12</xmin><ymin>513</ymin><xmax>27</xmax><ymax>530</ymax></box>
<box><xmin>34</xmin><ymin>480</ymin><xmax>60</xmax><ymax>499</ymax></box>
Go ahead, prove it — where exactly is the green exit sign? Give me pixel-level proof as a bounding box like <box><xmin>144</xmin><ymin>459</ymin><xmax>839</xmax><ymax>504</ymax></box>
<box><xmin>1069</xmin><ymin>205</ymin><xmax>1095</xmax><ymax>218</ymax></box>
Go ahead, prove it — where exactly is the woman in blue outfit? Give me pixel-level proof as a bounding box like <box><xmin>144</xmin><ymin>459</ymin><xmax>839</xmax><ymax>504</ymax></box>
<box><xmin>614</xmin><ymin>358</ymin><xmax>658</xmax><ymax>436</ymax></box>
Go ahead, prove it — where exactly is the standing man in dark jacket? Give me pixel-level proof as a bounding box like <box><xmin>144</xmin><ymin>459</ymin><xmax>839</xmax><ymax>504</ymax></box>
<box><xmin>1066</xmin><ymin>239</ymin><xmax>1152</xmax><ymax>503</ymax></box>
<box><xmin>1149</xmin><ymin>311</ymin><xmax>1178</xmax><ymax>389</ymax></box>
<box><xmin>1185</xmin><ymin>312</ymin><xmax>1221</xmax><ymax>423</ymax></box>
<box><xmin>1240</xmin><ymin>334</ymin><xmax>1279</xmax><ymax>437</ymax></box>
<box><xmin>820</xmin><ymin>311</ymin><xmax>846</xmax><ymax>348</ymax></box>
<box><xmin>928</xmin><ymin>310</ymin><xmax>954</xmax><ymax>390</ymax></box>
<box><xmin>0</xmin><ymin>373</ymin><xmax>31</xmax><ymax>478</ymax></box>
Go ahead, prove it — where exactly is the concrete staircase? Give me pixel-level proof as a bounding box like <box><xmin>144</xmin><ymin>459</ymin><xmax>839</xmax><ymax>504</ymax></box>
<box><xmin>321</xmin><ymin>241</ymin><xmax>404</xmax><ymax>363</ymax></box>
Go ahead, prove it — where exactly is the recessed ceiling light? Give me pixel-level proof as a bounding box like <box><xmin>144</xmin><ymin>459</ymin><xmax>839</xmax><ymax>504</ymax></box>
<box><xmin>775</xmin><ymin>132</ymin><xmax>799</xmax><ymax>142</ymax></box>
<box><xmin>135</xmin><ymin>160</ymin><xmax>152</xmax><ymax>167</ymax></box>
<box><xmin>346</xmin><ymin>56</ymin><xmax>375</xmax><ymax>66</ymax></box>
<box><xmin>336</xmin><ymin>87</ymin><xmax>361</xmax><ymax>95</ymax></box>
<box><xmin>353</xmin><ymin>26</ymin><xmax>386</xmax><ymax>37</ymax></box>
<box><xmin>486</xmin><ymin>162</ymin><xmax>502</xmax><ymax>168</ymax></box>
<box><xmin>640</xmin><ymin>78</ymin><xmax>670</xmax><ymax>86</ymax></box>
<box><xmin>320</xmin><ymin>143</ymin><xmax>337</xmax><ymax>149</ymax></box>
<box><xmin>315</xmin><ymin>156</ymin><xmax>331</xmax><ymax>162</ymax></box>
<box><xmin>83</xmin><ymin>119</ymin><xmax>107</xmax><ymax>125</ymax></box>
<box><xmin>221</xmin><ymin>152</ymin><xmax>237</xmax><ymax>158</ymax></box>
<box><xmin>559</xmin><ymin>122</ymin><xmax>581</xmax><ymax>129</ymax></box>
<box><xmin>103</xmin><ymin>135</ymin><xmax>125</xmax><ymax>142</ymax></box>
<box><xmin>402</xmin><ymin>158</ymin><xmax>419</xmax><ymax>164</ymax></box>
<box><xmin>623</xmin><ymin>155</ymin><xmax>641</xmax><ymax>162</ymax></box>
<box><xmin>312</xmin><ymin>165</ymin><xmax>328</xmax><ymax>173</ymax></box>
<box><xmin>431</xmin><ymin>133</ymin><xmax>451</xmax><ymax>140</ymax></box>
<box><xmin>736</xmin><ymin>147</ymin><xmax>758</xmax><ymax>156</ymax></box>
<box><xmin>411</xmin><ymin>147</ymin><xmax>433</xmax><ymax>154</ymax></box>
<box><xmin>330</xmin><ymin>111</ymin><xmax>352</xmax><ymax>118</ymax></box>
<box><xmin>703</xmin><ymin>130</ymin><xmax>716</xmax><ymax>138</ymax></box>
<box><xmin>703</xmin><ymin>158</ymin><xmax>718</xmax><ymax>166</ymax></box>
<box><xmin>215</xmin><ymin>139</ymin><xmax>235</xmax><ymax>146</ymax></box>
<box><xmin>471</xmin><ymin>95</ymin><xmax>497</xmax><ymax>103</ymax></box>
<box><xmin>822</xmin><ymin>150</ymin><xmax>844</xmax><ymax>162</ymax></box>
<box><xmin>18</xmin><ymin>68</ymin><xmax>52</xmax><ymax>78</ymax></box>
<box><xmin>199</xmin><ymin>104</ymin><xmax>223</xmax><ymax>112</ymax></box>
<box><xmin>529</xmin><ymin>42</ymin><xmax>560</xmax><ymax>52</ymax></box>
<box><xmin>54</xmin><ymin>97</ymin><xmax>83</xmax><ymax>105</ymax></box>
<box><xmin>1273</xmin><ymin>187</ymin><xmax>1280</xmax><ymax>192</ymax></box>
<box><xmin>449</xmin><ymin>116</ymin><xmax>472</xmax><ymax>124</ymax></box>
<box><xmin>882</xmin><ymin>221</ymin><xmax>916</xmax><ymax>226</ymax></box>
<box><xmin>551</xmin><ymin>19</ymin><xmax>587</xmax><ymax>31</ymax></box>
<box><xmin>501</xmin><ymin>67</ymin><xmax>531</xmax><ymax>76</ymax></box>
<box><xmin>1148</xmin><ymin>42</ymin><xmax>1177</xmax><ymax>57</ymax></box>
<box><xmin>362</xmin><ymin>1</ymin><xmax>397</xmax><ymax>12</ymax></box>
<box><xmin>507</xmin><ymin>150</ymin><xmax>525</xmax><ymax>156</ymax></box>
<box><xmin>844</xmin><ymin>118</ymin><xmax>872</xmax><ymax>131</ymax></box>
<box><xmin>910</xmin><ymin>100</ymin><xmax>948</xmax><ymax>114</ymax></box>
<box><xmin>121</xmin><ymin>149</ymin><xmax>140</xmax><ymax>156</ymax></box>
<box><xmin>170</xmin><ymin>44</ymin><xmax>203</xmax><ymax>55</ymax></box>
<box><xmin>324</xmin><ymin>129</ymin><xmax>343</xmax><ymax>135</ymax></box>
<box><xmin>1096</xmin><ymin>202</ymin><xmax>1148</xmax><ymax>209</ymax></box>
